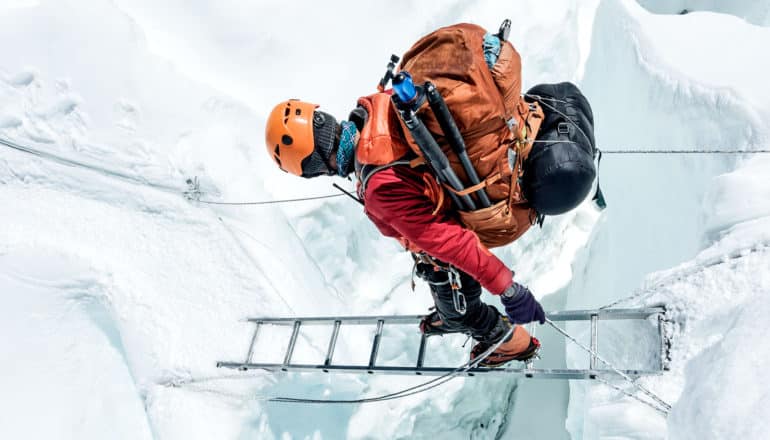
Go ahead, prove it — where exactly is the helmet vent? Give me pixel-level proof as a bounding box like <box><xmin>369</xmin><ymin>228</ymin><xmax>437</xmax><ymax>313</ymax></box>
<box><xmin>274</xmin><ymin>144</ymin><xmax>281</xmax><ymax>157</ymax></box>
<box><xmin>281</xmin><ymin>135</ymin><xmax>293</xmax><ymax>146</ymax></box>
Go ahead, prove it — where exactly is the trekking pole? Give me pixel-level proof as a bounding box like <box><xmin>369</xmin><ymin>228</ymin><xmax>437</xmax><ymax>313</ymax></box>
<box><xmin>377</xmin><ymin>54</ymin><xmax>400</xmax><ymax>92</ymax></box>
<box><xmin>424</xmin><ymin>82</ymin><xmax>491</xmax><ymax>208</ymax></box>
<box><xmin>392</xmin><ymin>72</ymin><xmax>477</xmax><ymax>211</ymax></box>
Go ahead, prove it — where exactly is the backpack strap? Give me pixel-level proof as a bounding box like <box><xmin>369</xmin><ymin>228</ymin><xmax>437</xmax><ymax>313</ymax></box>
<box><xmin>358</xmin><ymin>157</ymin><xmax>425</xmax><ymax>200</ymax></box>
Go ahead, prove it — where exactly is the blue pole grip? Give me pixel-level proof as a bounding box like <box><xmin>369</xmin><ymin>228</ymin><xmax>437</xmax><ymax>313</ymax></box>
<box><xmin>392</xmin><ymin>72</ymin><xmax>417</xmax><ymax>103</ymax></box>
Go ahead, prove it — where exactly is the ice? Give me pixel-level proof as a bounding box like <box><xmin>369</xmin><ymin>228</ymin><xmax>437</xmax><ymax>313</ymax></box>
<box><xmin>2</xmin><ymin>0</ymin><xmax>770</xmax><ymax>438</ymax></box>
<box><xmin>0</xmin><ymin>250</ymin><xmax>153</xmax><ymax>439</ymax></box>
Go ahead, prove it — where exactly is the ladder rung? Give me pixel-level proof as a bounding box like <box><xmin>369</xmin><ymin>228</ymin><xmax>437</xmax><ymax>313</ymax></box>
<box><xmin>244</xmin><ymin>322</ymin><xmax>261</xmax><ymax>366</ymax></box>
<box><xmin>368</xmin><ymin>320</ymin><xmax>385</xmax><ymax>372</ymax></box>
<box><xmin>324</xmin><ymin>320</ymin><xmax>341</xmax><ymax>368</ymax></box>
<box><xmin>416</xmin><ymin>334</ymin><xmax>428</xmax><ymax>370</ymax></box>
<box><xmin>658</xmin><ymin>314</ymin><xmax>669</xmax><ymax>371</ymax></box>
<box><xmin>590</xmin><ymin>314</ymin><xmax>599</xmax><ymax>369</ymax></box>
<box><xmin>283</xmin><ymin>321</ymin><xmax>301</xmax><ymax>367</ymax></box>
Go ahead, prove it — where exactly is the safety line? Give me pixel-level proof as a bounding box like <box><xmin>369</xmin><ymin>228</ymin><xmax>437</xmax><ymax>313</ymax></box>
<box><xmin>0</xmin><ymin>136</ymin><xmax>182</xmax><ymax>193</ymax></box>
<box><xmin>269</xmin><ymin>326</ymin><xmax>513</xmax><ymax>405</ymax></box>
<box><xmin>3</xmin><ymin>135</ymin><xmax>769</xmax><ymax>207</ymax></box>
<box><xmin>595</xmin><ymin>376</ymin><xmax>669</xmax><ymax>415</ymax></box>
<box><xmin>546</xmin><ymin>319</ymin><xmax>671</xmax><ymax>414</ymax></box>
<box><xmin>600</xmin><ymin>245</ymin><xmax>770</xmax><ymax>310</ymax></box>
<box><xmin>166</xmin><ymin>326</ymin><xmax>514</xmax><ymax>405</ymax></box>
<box><xmin>197</xmin><ymin>194</ymin><xmax>344</xmax><ymax>205</ymax></box>
<box><xmin>600</xmin><ymin>149</ymin><xmax>770</xmax><ymax>154</ymax></box>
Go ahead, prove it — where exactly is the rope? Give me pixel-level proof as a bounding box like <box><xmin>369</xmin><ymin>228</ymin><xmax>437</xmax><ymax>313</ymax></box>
<box><xmin>601</xmin><ymin>149</ymin><xmax>770</xmax><ymax>154</ymax></box>
<box><xmin>599</xmin><ymin>244</ymin><xmax>770</xmax><ymax>310</ymax></box>
<box><xmin>267</xmin><ymin>325</ymin><xmax>514</xmax><ymax>404</ymax></box>
<box><xmin>193</xmin><ymin>147</ymin><xmax>768</xmax><ymax>205</ymax></box>
<box><xmin>594</xmin><ymin>376</ymin><xmax>669</xmax><ymax>416</ymax></box>
<box><xmin>3</xmin><ymin>135</ymin><xmax>769</xmax><ymax>208</ymax></box>
<box><xmin>0</xmin><ymin>136</ymin><xmax>181</xmax><ymax>193</ymax></box>
<box><xmin>167</xmin><ymin>326</ymin><xmax>514</xmax><ymax>405</ymax></box>
<box><xmin>546</xmin><ymin>319</ymin><xmax>671</xmax><ymax>414</ymax></box>
<box><xmin>196</xmin><ymin>194</ymin><xmax>344</xmax><ymax>205</ymax></box>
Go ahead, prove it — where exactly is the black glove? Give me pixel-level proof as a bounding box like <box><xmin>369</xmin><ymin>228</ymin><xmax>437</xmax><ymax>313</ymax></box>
<box><xmin>500</xmin><ymin>282</ymin><xmax>546</xmax><ymax>324</ymax></box>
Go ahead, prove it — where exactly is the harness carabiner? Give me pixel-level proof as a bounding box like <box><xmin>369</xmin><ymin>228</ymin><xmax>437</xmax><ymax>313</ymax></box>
<box><xmin>448</xmin><ymin>266</ymin><xmax>467</xmax><ymax>315</ymax></box>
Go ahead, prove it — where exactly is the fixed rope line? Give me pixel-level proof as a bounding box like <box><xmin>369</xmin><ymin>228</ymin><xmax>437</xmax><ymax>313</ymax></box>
<box><xmin>268</xmin><ymin>326</ymin><xmax>514</xmax><ymax>404</ymax></box>
<box><xmin>600</xmin><ymin>244</ymin><xmax>770</xmax><ymax>310</ymax></box>
<box><xmin>167</xmin><ymin>326</ymin><xmax>514</xmax><ymax>405</ymax></box>
<box><xmin>0</xmin><ymin>136</ymin><xmax>182</xmax><ymax>193</ymax></box>
<box><xmin>546</xmin><ymin>318</ymin><xmax>671</xmax><ymax>414</ymax></box>
<box><xmin>3</xmin><ymin>135</ymin><xmax>769</xmax><ymax>207</ymax></box>
<box><xmin>195</xmin><ymin>148</ymin><xmax>770</xmax><ymax>205</ymax></box>
<box><xmin>595</xmin><ymin>376</ymin><xmax>669</xmax><ymax>416</ymax></box>
<box><xmin>601</xmin><ymin>149</ymin><xmax>770</xmax><ymax>154</ymax></box>
<box><xmin>196</xmin><ymin>193</ymin><xmax>344</xmax><ymax>205</ymax></box>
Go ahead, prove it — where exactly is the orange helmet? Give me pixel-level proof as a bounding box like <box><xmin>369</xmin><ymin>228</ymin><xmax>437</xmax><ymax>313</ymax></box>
<box><xmin>265</xmin><ymin>99</ymin><xmax>338</xmax><ymax>177</ymax></box>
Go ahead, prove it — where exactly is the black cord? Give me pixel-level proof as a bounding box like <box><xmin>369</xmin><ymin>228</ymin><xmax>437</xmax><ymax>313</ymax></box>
<box><xmin>197</xmin><ymin>193</ymin><xmax>345</xmax><ymax>205</ymax></box>
<box><xmin>601</xmin><ymin>149</ymin><xmax>770</xmax><ymax>154</ymax></box>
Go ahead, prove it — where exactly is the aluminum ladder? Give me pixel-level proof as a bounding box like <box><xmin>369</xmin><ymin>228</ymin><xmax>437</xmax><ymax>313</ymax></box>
<box><xmin>217</xmin><ymin>307</ymin><xmax>669</xmax><ymax>380</ymax></box>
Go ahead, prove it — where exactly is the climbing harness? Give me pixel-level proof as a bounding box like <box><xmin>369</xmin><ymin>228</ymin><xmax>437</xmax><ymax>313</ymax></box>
<box><xmin>412</xmin><ymin>253</ymin><xmax>467</xmax><ymax>315</ymax></box>
<box><xmin>448</xmin><ymin>267</ymin><xmax>467</xmax><ymax>315</ymax></box>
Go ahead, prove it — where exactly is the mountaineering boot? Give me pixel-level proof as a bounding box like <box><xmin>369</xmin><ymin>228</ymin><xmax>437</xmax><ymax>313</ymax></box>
<box><xmin>419</xmin><ymin>310</ymin><xmax>456</xmax><ymax>336</ymax></box>
<box><xmin>470</xmin><ymin>318</ymin><xmax>540</xmax><ymax>367</ymax></box>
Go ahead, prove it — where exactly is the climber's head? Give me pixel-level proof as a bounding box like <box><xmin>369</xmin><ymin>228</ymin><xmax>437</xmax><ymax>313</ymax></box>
<box><xmin>265</xmin><ymin>99</ymin><xmax>339</xmax><ymax>178</ymax></box>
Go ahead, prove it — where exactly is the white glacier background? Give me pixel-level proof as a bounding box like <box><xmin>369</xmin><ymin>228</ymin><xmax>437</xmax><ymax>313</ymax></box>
<box><xmin>1</xmin><ymin>0</ymin><xmax>769</xmax><ymax>439</ymax></box>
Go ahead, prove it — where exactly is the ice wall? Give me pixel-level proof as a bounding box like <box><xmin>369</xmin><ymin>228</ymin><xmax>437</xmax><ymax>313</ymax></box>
<box><xmin>3</xmin><ymin>0</ymin><xmax>769</xmax><ymax>438</ymax></box>
<box><xmin>563</xmin><ymin>0</ymin><xmax>770</xmax><ymax>438</ymax></box>
<box><xmin>637</xmin><ymin>0</ymin><xmax>770</xmax><ymax>26</ymax></box>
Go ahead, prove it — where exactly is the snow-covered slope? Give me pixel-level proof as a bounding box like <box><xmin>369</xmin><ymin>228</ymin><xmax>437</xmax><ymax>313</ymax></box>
<box><xmin>563</xmin><ymin>0</ymin><xmax>770</xmax><ymax>438</ymax></box>
<box><xmin>2</xmin><ymin>0</ymin><xmax>769</xmax><ymax>439</ymax></box>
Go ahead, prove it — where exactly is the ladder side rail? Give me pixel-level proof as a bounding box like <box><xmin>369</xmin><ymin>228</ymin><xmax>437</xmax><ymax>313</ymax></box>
<box><xmin>247</xmin><ymin>315</ymin><xmax>424</xmax><ymax>325</ymax></box>
<box><xmin>547</xmin><ymin>307</ymin><xmax>665</xmax><ymax>321</ymax></box>
<box><xmin>219</xmin><ymin>362</ymin><xmax>662</xmax><ymax>379</ymax></box>
<box><xmin>246</xmin><ymin>307</ymin><xmax>665</xmax><ymax>325</ymax></box>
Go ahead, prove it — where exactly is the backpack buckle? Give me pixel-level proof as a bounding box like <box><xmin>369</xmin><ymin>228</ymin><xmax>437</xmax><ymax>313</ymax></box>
<box><xmin>558</xmin><ymin>122</ymin><xmax>570</xmax><ymax>135</ymax></box>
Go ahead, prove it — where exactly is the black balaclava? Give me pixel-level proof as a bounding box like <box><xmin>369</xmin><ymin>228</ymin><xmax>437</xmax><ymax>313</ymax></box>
<box><xmin>300</xmin><ymin>110</ymin><xmax>338</xmax><ymax>178</ymax></box>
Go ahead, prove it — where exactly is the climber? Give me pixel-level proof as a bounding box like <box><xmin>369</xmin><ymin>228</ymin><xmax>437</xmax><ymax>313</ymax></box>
<box><xmin>263</xmin><ymin>23</ymin><xmax>596</xmax><ymax>366</ymax></box>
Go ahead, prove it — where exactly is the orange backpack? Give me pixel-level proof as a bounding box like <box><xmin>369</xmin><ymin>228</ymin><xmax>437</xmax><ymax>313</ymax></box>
<box><xmin>362</xmin><ymin>23</ymin><xmax>545</xmax><ymax>248</ymax></box>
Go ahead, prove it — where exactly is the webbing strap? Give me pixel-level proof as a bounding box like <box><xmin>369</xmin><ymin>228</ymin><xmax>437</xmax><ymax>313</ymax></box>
<box><xmin>443</xmin><ymin>172</ymin><xmax>503</xmax><ymax>197</ymax></box>
<box><xmin>358</xmin><ymin>159</ymin><xmax>415</xmax><ymax>197</ymax></box>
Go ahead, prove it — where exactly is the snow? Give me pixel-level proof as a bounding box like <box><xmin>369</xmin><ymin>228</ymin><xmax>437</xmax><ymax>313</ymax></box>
<box><xmin>637</xmin><ymin>0</ymin><xmax>770</xmax><ymax>27</ymax></box>
<box><xmin>562</xmin><ymin>0</ymin><xmax>770</xmax><ymax>438</ymax></box>
<box><xmin>2</xmin><ymin>0</ymin><xmax>770</xmax><ymax>439</ymax></box>
<box><xmin>0</xmin><ymin>249</ymin><xmax>153</xmax><ymax>439</ymax></box>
